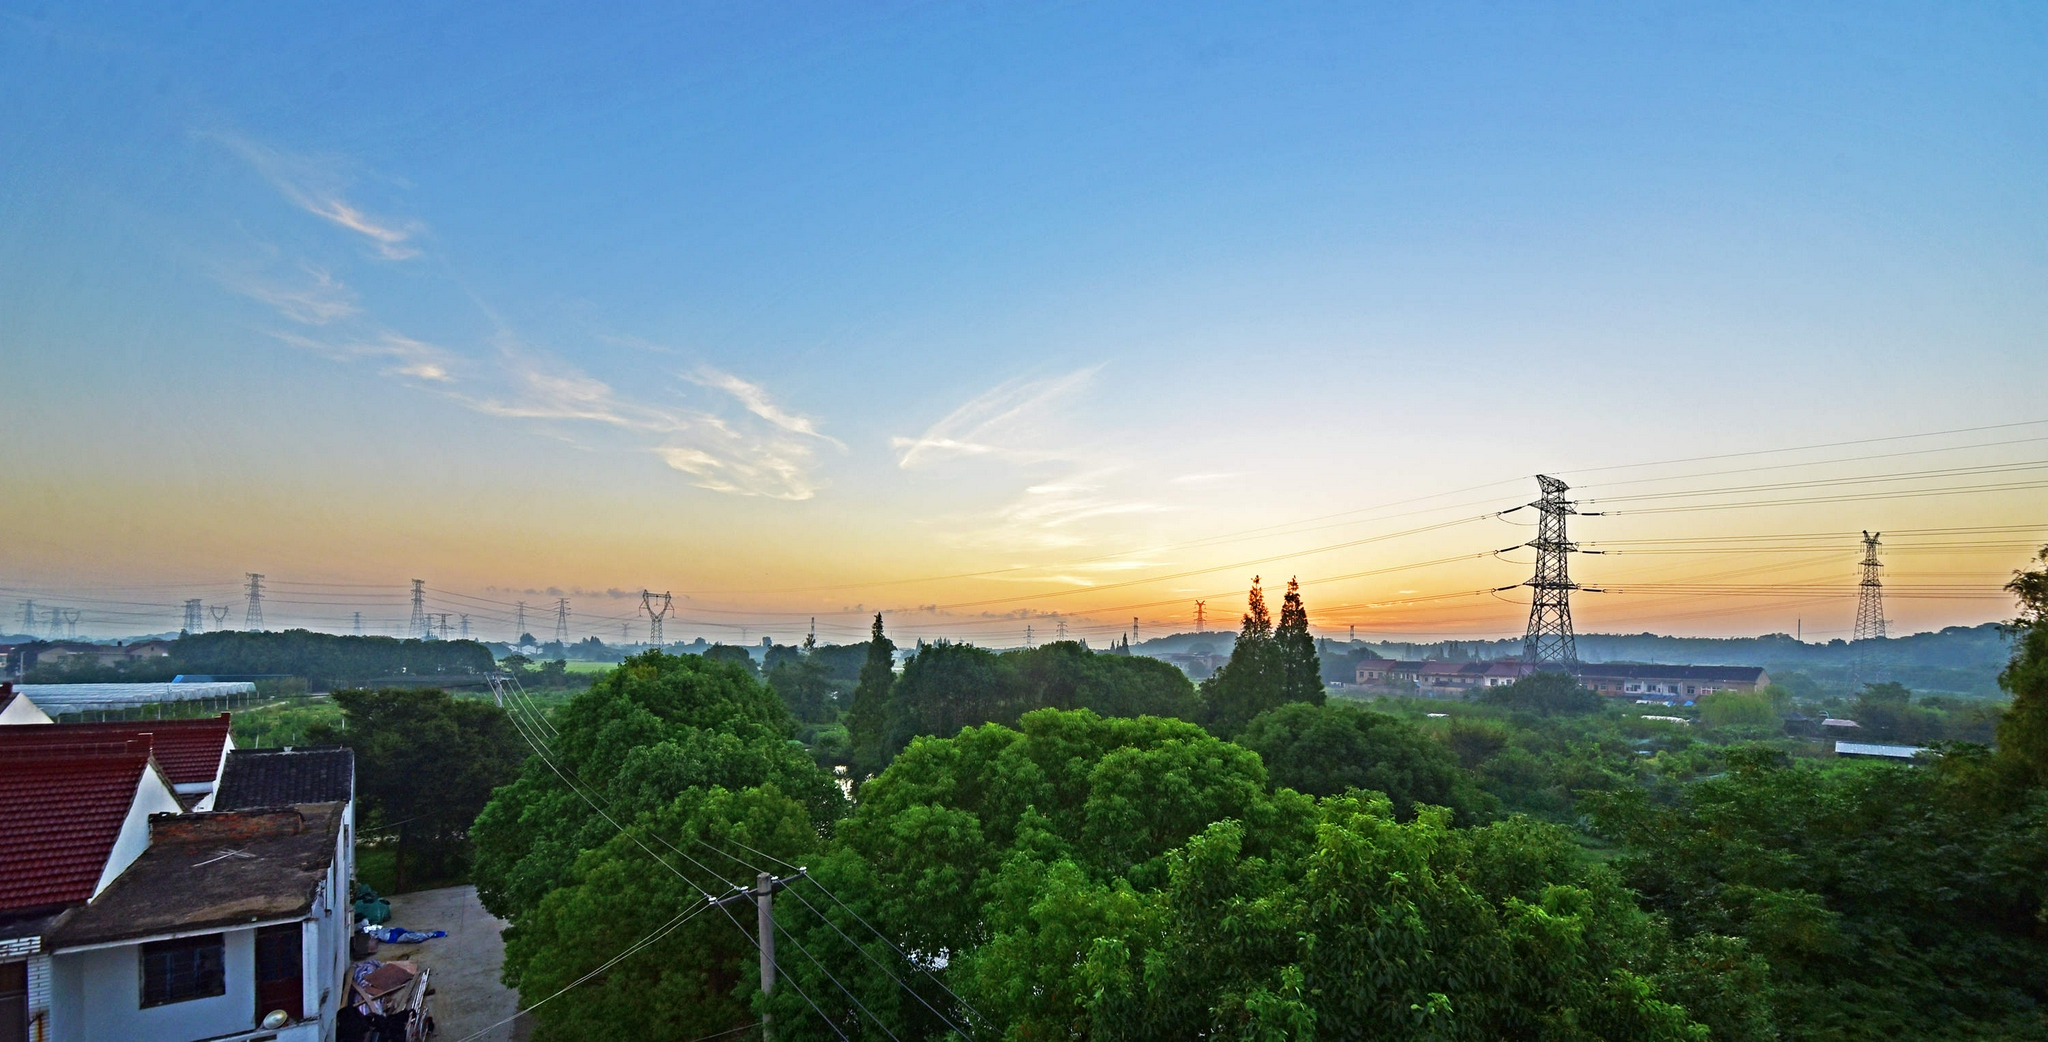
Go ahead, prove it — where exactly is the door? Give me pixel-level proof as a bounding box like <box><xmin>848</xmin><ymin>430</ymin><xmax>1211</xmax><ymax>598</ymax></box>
<box><xmin>0</xmin><ymin>961</ymin><xmax>25</xmax><ymax>1042</ymax></box>
<box><xmin>254</xmin><ymin>923</ymin><xmax>304</xmax><ymax>1023</ymax></box>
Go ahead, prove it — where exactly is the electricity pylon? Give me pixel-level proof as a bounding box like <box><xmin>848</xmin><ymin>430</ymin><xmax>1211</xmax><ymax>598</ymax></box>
<box><xmin>409</xmin><ymin>579</ymin><xmax>428</xmax><ymax>639</ymax></box>
<box><xmin>1521</xmin><ymin>475</ymin><xmax>1580</xmax><ymax>666</ymax></box>
<box><xmin>1849</xmin><ymin>531</ymin><xmax>1885</xmax><ymax>690</ymax></box>
<box><xmin>244</xmin><ymin>573</ymin><xmax>265</xmax><ymax>631</ymax></box>
<box><xmin>641</xmin><ymin>590</ymin><xmax>673</xmax><ymax>647</ymax></box>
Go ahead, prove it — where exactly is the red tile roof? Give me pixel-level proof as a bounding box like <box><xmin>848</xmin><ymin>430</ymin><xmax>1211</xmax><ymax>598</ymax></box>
<box><xmin>0</xmin><ymin>747</ymin><xmax>153</xmax><ymax>913</ymax></box>
<box><xmin>0</xmin><ymin>715</ymin><xmax>231</xmax><ymax>786</ymax></box>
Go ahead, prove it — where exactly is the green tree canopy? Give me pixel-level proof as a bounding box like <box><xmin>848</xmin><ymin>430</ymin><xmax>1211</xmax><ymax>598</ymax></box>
<box><xmin>1235</xmin><ymin>700</ymin><xmax>1497</xmax><ymax>823</ymax></box>
<box><xmin>1588</xmin><ymin>748</ymin><xmax>2048</xmax><ymax>1040</ymax></box>
<box><xmin>1698</xmin><ymin>690</ymin><xmax>1778</xmax><ymax>730</ymax></box>
<box><xmin>471</xmin><ymin>651</ymin><xmax>842</xmax><ymax>925</ymax></box>
<box><xmin>845</xmin><ymin>633</ymin><xmax>1203</xmax><ymax>772</ymax></box>
<box><xmin>309</xmin><ymin>687</ymin><xmax>525</xmax><ymax>888</ymax></box>
<box><xmin>1997</xmin><ymin>546</ymin><xmax>2048</xmax><ymax>783</ymax></box>
<box><xmin>1479</xmin><ymin>669</ymin><xmax>1606</xmax><ymax>715</ymax></box>
<box><xmin>955</xmin><ymin>797</ymin><xmax>1768</xmax><ymax>1041</ymax></box>
<box><xmin>702</xmin><ymin>643</ymin><xmax>759</xmax><ymax>675</ymax></box>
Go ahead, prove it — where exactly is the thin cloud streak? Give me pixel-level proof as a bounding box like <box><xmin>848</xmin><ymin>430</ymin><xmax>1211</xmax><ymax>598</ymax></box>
<box><xmin>223</xmin><ymin>263</ymin><xmax>360</xmax><ymax>325</ymax></box>
<box><xmin>892</xmin><ymin>366</ymin><xmax>1101</xmax><ymax>469</ymax></box>
<box><xmin>692</xmin><ymin>367</ymin><xmax>846</xmax><ymax>449</ymax></box>
<box><xmin>210</xmin><ymin>132</ymin><xmax>424</xmax><ymax>260</ymax></box>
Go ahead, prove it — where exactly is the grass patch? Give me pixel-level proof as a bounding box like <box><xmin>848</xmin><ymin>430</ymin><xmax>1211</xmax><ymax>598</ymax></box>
<box><xmin>355</xmin><ymin>842</ymin><xmax>471</xmax><ymax>896</ymax></box>
<box><xmin>231</xmin><ymin>697</ymin><xmax>344</xmax><ymax>748</ymax></box>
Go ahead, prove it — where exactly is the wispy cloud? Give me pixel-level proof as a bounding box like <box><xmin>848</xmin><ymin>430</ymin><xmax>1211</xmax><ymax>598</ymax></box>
<box><xmin>270</xmin><ymin>329</ymin><xmax>457</xmax><ymax>382</ymax></box>
<box><xmin>924</xmin><ymin>467</ymin><xmax>1171</xmax><ymax>553</ymax></box>
<box><xmin>211</xmin><ymin>133</ymin><xmax>424</xmax><ymax>260</ymax></box>
<box><xmin>892</xmin><ymin>366</ymin><xmax>1100</xmax><ymax>469</ymax></box>
<box><xmin>223</xmin><ymin>263</ymin><xmax>359</xmax><ymax>325</ymax></box>
<box><xmin>691</xmin><ymin>367</ymin><xmax>845</xmax><ymax>449</ymax></box>
<box><xmin>215</xmin><ymin>131</ymin><xmax>833</xmax><ymax>501</ymax></box>
<box><xmin>458</xmin><ymin>347</ymin><xmax>832</xmax><ymax>500</ymax></box>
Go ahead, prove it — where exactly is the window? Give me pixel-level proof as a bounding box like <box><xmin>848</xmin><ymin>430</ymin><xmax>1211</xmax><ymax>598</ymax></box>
<box><xmin>141</xmin><ymin>935</ymin><xmax>225</xmax><ymax>1007</ymax></box>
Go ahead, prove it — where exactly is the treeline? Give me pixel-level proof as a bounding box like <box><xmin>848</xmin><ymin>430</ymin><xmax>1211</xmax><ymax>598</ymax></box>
<box><xmin>839</xmin><ymin>577</ymin><xmax>1326</xmax><ymax>776</ymax></box>
<box><xmin>457</xmin><ymin>550</ymin><xmax>2048</xmax><ymax>1040</ymax></box>
<box><xmin>25</xmin><ymin>629</ymin><xmax>495</xmax><ymax>686</ymax></box>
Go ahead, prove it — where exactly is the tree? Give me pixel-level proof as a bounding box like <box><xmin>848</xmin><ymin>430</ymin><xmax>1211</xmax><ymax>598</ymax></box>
<box><xmin>1236</xmin><ymin>701</ymin><xmax>1496</xmax><ymax>823</ymax></box>
<box><xmin>844</xmin><ymin>614</ymin><xmax>897</xmax><ymax>778</ymax></box>
<box><xmin>1199</xmin><ymin>577</ymin><xmax>1295</xmax><ymax>736</ymax></box>
<box><xmin>502</xmin><ymin>784</ymin><xmax>826</xmax><ymax>1042</ymax></box>
<box><xmin>702</xmin><ymin>643</ymin><xmax>758</xmax><ymax>675</ymax></box>
<box><xmin>310</xmin><ymin>687</ymin><xmax>525</xmax><ymax>889</ymax></box>
<box><xmin>1274</xmin><ymin>576</ymin><xmax>1324</xmax><ymax>704</ymax></box>
<box><xmin>471</xmin><ymin>650</ymin><xmax>841</xmax><ymax>925</ymax></box>
<box><xmin>1997</xmin><ymin>546</ymin><xmax>2048</xmax><ymax>782</ymax></box>
<box><xmin>955</xmin><ymin>793</ymin><xmax>1766</xmax><ymax>1041</ymax></box>
<box><xmin>1588</xmin><ymin>749</ymin><xmax>2048</xmax><ymax>1040</ymax></box>
<box><xmin>765</xmin><ymin>654</ymin><xmax>839</xmax><ymax>723</ymax></box>
<box><xmin>1698</xmin><ymin>691</ymin><xmax>1778</xmax><ymax>730</ymax></box>
<box><xmin>1479</xmin><ymin>669</ymin><xmax>1605</xmax><ymax>715</ymax></box>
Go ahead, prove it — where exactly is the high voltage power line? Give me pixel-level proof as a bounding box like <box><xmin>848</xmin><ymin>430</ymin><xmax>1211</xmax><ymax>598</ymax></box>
<box><xmin>8</xmin><ymin>418</ymin><xmax>2046</xmax><ymax>640</ymax></box>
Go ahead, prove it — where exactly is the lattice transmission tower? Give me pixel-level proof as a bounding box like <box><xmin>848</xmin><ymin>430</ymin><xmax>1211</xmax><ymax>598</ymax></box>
<box><xmin>1852</xmin><ymin>531</ymin><xmax>1885</xmax><ymax>643</ymax></box>
<box><xmin>209</xmin><ymin>605</ymin><xmax>231</xmax><ymax>631</ymax></box>
<box><xmin>1521</xmin><ymin>475</ymin><xmax>1581</xmax><ymax>666</ymax></box>
<box><xmin>183</xmin><ymin>599</ymin><xmax>203</xmax><ymax>634</ymax></box>
<box><xmin>553</xmin><ymin>598</ymin><xmax>571</xmax><ymax>644</ymax></box>
<box><xmin>641</xmin><ymin>590</ymin><xmax>672</xmax><ymax>647</ymax></box>
<box><xmin>244</xmin><ymin>573</ymin><xmax>265</xmax><ymax>631</ymax></box>
<box><xmin>408</xmin><ymin>579</ymin><xmax>428</xmax><ymax>639</ymax></box>
<box><xmin>1848</xmin><ymin>531</ymin><xmax>1885</xmax><ymax>689</ymax></box>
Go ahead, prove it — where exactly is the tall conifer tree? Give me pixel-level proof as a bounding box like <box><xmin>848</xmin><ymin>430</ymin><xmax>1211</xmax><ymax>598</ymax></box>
<box><xmin>845</xmin><ymin>613</ymin><xmax>897</xmax><ymax>779</ymax></box>
<box><xmin>1275</xmin><ymin>576</ymin><xmax>1325</xmax><ymax>705</ymax></box>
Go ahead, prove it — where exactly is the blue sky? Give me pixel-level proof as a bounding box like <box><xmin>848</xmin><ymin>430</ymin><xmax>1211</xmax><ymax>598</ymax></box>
<box><xmin>3</xmin><ymin>2</ymin><xmax>2044</xmax><ymax>642</ymax></box>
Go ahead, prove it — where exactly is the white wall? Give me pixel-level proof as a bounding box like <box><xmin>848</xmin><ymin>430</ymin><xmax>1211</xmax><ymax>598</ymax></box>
<box><xmin>93</xmin><ymin>767</ymin><xmax>184</xmax><ymax>899</ymax></box>
<box><xmin>0</xmin><ymin>694</ymin><xmax>51</xmax><ymax>725</ymax></box>
<box><xmin>50</xmin><ymin>929</ymin><xmax>257</xmax><ymax>1042</ymax></box>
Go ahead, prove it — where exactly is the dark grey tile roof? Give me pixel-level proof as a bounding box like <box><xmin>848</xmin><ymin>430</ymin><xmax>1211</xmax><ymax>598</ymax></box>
<box><xmin>215</xmin><ymin>747</ymin><xmax>354</xmax><ymax>810</ymax></box>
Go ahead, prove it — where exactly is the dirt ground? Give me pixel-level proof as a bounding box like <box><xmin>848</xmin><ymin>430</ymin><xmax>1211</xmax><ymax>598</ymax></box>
<box><xmin>377</xmin><ymin>885</ymin><xmax>532</xmax><ymax>1041</ymax></box>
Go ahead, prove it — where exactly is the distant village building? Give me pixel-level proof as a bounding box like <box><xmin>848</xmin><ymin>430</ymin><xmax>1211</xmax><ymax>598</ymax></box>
<box><xmin>22</xmin><ymin>641</ymin><xmax>174</xmax><ymax>674</ymax></box>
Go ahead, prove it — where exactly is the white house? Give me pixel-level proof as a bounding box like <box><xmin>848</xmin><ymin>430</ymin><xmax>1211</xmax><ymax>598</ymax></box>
<box><xmin>0</xmin><ymin>738</ymin><xmax>185</xmax><ymax>1042</ymax></box>
<box><xmin>40</xmin><ymin>804</ymin><xmax>352</xmax><ymax>1042</ymax></box>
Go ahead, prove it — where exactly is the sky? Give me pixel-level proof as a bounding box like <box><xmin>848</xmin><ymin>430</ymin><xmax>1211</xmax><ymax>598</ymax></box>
<box><xmin>2</xmin><ymin>2</ymin><xmax>2045</xmax><ymax>646</ymax></box>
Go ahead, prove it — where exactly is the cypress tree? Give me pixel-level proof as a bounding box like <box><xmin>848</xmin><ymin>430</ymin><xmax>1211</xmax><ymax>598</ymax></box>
<box><xmin>845</xmin><ymin>613</ymin><xmax>897</xmax><ymax>779</ymax></box>
<box><xmin>1199</xmin><ymin>577</ymin><xmax>1286</xmax><ymax>736</ymax></box>
<box><xmin>1276</xmin><ymin>576</ymin><xmax>1325</xmax><ymax>705</ymax></box>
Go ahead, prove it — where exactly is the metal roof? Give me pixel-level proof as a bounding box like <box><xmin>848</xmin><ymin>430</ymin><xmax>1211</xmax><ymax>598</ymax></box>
<box><xmin>14</xmin><ymin>682</ymin><xmax>255</xmax><ymax>715</ymax></box>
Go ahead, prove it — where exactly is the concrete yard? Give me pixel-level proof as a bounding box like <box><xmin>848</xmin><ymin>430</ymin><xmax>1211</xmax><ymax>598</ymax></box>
<box><xmin>378</xmin><ymin>885</ymin><xmax>532</xmax><ymax>1042</ymax></box>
